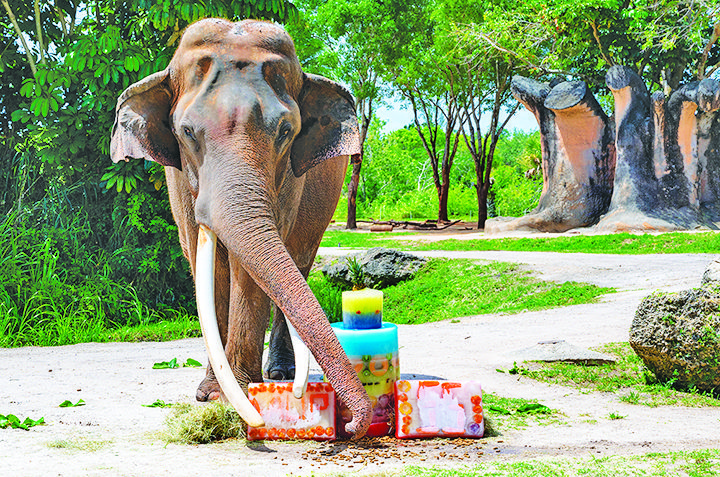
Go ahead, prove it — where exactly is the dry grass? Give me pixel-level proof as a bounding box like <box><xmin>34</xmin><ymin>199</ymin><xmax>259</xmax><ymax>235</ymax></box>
<box><xmin>161</xmin><ymin>402</ymin><xmax>246</xmax><ymax>444</ymax></box>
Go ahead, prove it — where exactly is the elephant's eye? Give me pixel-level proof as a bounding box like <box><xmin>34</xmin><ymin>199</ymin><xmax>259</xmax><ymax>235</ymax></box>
<box><xmin>278</xmin><ymin>122</ymin><xmax>292</xmax><ymax>143</ymax></box>
<box><xmin>183</xmin><ymin>126</ymin><xmax>196</xmax><ymax>141</ymax></box>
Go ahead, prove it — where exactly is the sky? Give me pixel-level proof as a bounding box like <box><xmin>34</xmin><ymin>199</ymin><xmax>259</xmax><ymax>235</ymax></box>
<box><xmin>374</xmin><ymin>101</ymin><xmax>540</xmax><ymax>134</ymax></box>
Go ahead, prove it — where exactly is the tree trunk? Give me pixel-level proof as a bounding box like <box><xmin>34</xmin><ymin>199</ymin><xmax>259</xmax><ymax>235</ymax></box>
<box><xmin>346</xmin><ymin>99</ymin><xmax>372</xmax><ymax>230</ymax></box>
<box><xmin>438</xmin><ymin>166</ymin><xmax>450</xmax><ymax>222</ymax></box>
<box><xmin>346</xmin><ymin>154</ymin><xmax>361</xmax><ymax>229</ymax></box>
<box><xmin>476</xmin><ymin>177</ymin><xmax>490</xmax><ymax>229</ymax></box>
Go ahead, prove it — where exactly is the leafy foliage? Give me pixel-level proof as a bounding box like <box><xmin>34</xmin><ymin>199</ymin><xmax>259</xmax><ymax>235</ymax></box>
<box><xmin>1</xmin><ymin>1</ymin><xmax>298</xmax><ymax>348</ymax></box>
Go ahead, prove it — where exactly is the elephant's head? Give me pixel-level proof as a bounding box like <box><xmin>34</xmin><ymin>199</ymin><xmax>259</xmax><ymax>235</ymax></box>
<box><xmin>110</xmin><ymin>19</ymin><xmax>371</xmax><ymax>437</ymax></box>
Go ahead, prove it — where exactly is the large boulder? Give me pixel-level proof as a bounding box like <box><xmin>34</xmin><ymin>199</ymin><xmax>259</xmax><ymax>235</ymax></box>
<box><xmin>702</xmin><ymin>257</ymin><xmax>720</xmax><ymax>285</ymax></box>
<box><xmin>322</xmin><ymin>247</ymin><xmax>427</xmax><ymax>289</ymax></box>
<box><xmin>629</xmin><ymin>284</ymin><xmax>720</xmax><ymax>392</ymax></box>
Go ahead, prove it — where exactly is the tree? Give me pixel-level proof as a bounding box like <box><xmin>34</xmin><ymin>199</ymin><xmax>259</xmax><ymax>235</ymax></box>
<box><xmin>289</xmin><ymin>0</ymin><xmax>418</xmax><ymax>228</ymax></box>
<box><xmin>434</xmin><ymin>0</ymin><xmax>526</xmax><ymax>228</ymax></box>
<box><xmin>380</xmin><ymin>0</ymin><xmax>463</xmax><ymax>223</ymax></box>
<box><xmin>461</xmin><ymin>0</ymin><xmax>719</xmax><ymax>93</ymax></box>
<box><xmin>382</xmin><ymin>0</ymin><xmax>522</xmax><ymax>226</ymax></box>
<box><xmin>1</xmin><ymin>0</ymin><xmax>299</xmax><ymax>308</ymax></box>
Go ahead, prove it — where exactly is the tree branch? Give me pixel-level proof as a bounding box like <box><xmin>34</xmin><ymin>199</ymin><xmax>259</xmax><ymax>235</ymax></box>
<box><xmin>590</xmin><ymin>20</ymin><xmax>613</xmax><ymax>67</ymax></box>
<box><xmin>1</xmin><ymin>0</ymin><xmax>38</xmax><ymax>75</ymax></box>
<box><xmin>698</xmin><ymin>21</ymin><xmax>720</xmax><ymax>79</ymax></box>
<box><xmin>55</xmin><ymin>7</ymin><xmax>68</xmax><ymax>37</ymax></box>
<box><xmin>34</xmin><ymin>0</ymin><xmax>46</xmax><ymax>65</ymax></box>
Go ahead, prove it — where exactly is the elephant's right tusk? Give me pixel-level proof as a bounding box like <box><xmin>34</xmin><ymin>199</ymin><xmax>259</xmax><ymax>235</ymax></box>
<box><xmin>286</xmin><ymin>320</ymin><xmax>310</xmax><ymax>399</ymax></box>
<box><xmin>196</xmin><ymin>225</ymin><xmax>264</xmax><ymax>428</ymax></box>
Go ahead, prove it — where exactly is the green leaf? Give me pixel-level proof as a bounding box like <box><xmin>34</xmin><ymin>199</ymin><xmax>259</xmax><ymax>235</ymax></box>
<box><xmin>183</xmin><ymin>358</ymin><xmax>202</xmax><ymax>368</ymax></box>
<box><xmin>59</xmin><ymin>399</ymin><xmax>86</xmax><ymax>408</ymax></box>
<box><xmin>0</xmin><ymin>414</ymin><xmax>44</xmax><ymax>429</ymax></box>
<box><xmin>516</xmin><ymin>403</ymin><xmax>551</xmax><ymax>415</ymax></box>
<box><xmin>142</xmin><ymin>399</ymin><xmax>173</xmax><ymax>408</ymax></box>
<box><xmin>152</xmin><ymin>357</ymin><xmax>179</xmax><ymax>369</ymax></box>
<box><xmin>36</xmin><ymin>69</ymin><xmax>47</xmax><ymax>85</ymax></box>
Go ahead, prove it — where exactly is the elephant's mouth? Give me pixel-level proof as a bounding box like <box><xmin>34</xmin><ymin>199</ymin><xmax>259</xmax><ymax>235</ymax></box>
<box><xmin>195</xmin><ymin>225</ymin><xmax>311</xmax><ymax>427</ymax></box>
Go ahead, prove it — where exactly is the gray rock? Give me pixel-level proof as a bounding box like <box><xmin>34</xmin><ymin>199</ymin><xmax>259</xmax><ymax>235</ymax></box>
<box><xmin>321</xmin><ymin>247</ymin><xmax>427</xmax><ymax>290</ymax></box>
<box><xmin>702</xmin><ymin>258</ymin><xmax>720</xmax><ymax>285</ymax></box>
<box><xmin>629</xmin><ymin>286</ymin><xmax>720</xmax><ymax>392</ymax></box>
<box><xmin>511</xmin><ymin>340</ymin><xmax>616</xmax><ymax>365</ymax></box>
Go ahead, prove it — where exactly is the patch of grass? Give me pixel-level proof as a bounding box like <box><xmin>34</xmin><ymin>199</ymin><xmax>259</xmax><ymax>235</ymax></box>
<box><xmin>46</xmin><ymin>438</ymin><xmax>111</xmax><ymax>452</ymax></box>
<box><xmin>310</xmin><ymin>258</ymin><xmax>613</xmax><ymax>324</ymax></box>
<box><xmin>514</xmin><ymin>342</ymin><xmax>720</xmax><ymax>407</ymax></box>
<box><xmin>161</xmin><ymin>402</ymin><xmax>245</xmax><ymax>444</ymax></box>
<box><xmin>320</xmin><ymin>230</ymin><xmax>720</xmax><ymax>255</ymax></box>
<box><xmin>482</xmin><ymin>393</ymin><xmax>561</xmax><ymax>433</ymax></box>
<box><xmin>104</xmin><ymin>311</ymin><xmax>201</xmax><ymax>342</ymax></box>
<box><xmin>389</xmin><ymin>448</ymin><xmax>720</xmax><ymax>476</ymax></box>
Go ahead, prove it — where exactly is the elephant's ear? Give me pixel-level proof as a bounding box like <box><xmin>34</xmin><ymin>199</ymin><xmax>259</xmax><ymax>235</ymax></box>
<box><xmin>110</xmin><ymin>69</ymin><xmax>181</xmax><ymax>170</ymax></box>
<box><xmin>291</xmin><ymin>73</ymin><xmax>360</xmax><ymax>177</ymax></box>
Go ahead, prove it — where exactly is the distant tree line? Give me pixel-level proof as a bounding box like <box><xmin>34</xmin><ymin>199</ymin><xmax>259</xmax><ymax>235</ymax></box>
<box><xmin>0</xmin><ymin>0</ymin><xmax>717</xmax><ymax>322</ymax></box>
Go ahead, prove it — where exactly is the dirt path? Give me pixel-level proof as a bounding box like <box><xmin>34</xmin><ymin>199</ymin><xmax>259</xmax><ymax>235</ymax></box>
<box><xmin>2</xmin><ymin>248</ymin><xmax>718</xmax><ymax>476</ymax></box>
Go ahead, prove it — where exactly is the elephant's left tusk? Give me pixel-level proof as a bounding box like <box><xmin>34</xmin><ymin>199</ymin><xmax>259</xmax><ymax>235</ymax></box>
<box><xmin>196</xmin><ymin>225</ymin><xmax>264</xmax><ymax>427</ymax></box>
<box><xmin>286</xmin><ymin>320</ymin><xmax>310</xmax><ymax>399</ymax></box>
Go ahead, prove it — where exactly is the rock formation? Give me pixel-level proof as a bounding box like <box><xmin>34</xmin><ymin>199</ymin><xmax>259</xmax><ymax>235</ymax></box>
<box><xmin>485</xmin><ymin>76</ymin><xmax>615</xmax><ymax>234</ymax></box>
<box><xmin>322</xmin><ymin>248</ymin><xmax>427</xmax><ymax>290</ymax></box>
<box><xmin>695</xmin><ymin>79</ymin><xmax>720</xmax><ymax>224</ymax></box>
<box><xmin>596</xmin><ymin>66</ymin><xmax>687</xmax><ymax>230</ymax></box>
<box><xmin>596</xmin><ymin>68</ymin><xmax>720</xmax><ymax>231</ymax></box>
<box><xmin>630</xmin><ymin>284</ymin><xmax>720</xmax><ymax>393</ymax></box>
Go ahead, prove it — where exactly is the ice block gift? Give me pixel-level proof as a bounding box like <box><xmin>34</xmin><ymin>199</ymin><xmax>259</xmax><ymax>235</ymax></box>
<box><xmin>331</xmin><ymin>322</ymin><xmax>399</xmax><ymax>437</ymax></box>
<box><xmin>246</xmin><ymin>382</ymin><xmax>336</xmax><ymax>441</ymax></box>
<box><xmin>395</xmin><ymin>380</ymin><xmax>484</xmax><ymax>439</ymax></box>
<box><xmin>342</xmin><ymin>288</ymin><xmax>383</xmax><ymax>329</ymax></box>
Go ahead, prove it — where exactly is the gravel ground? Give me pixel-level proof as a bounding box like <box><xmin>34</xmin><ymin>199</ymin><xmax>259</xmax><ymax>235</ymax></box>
<box><xmin>1</xmin><ymin>245</ymin><xmax>718</xmax><ymax>476</ymax></box>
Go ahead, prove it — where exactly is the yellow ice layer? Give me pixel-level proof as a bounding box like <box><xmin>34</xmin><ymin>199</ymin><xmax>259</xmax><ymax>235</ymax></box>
<box><xmin>342</xmin><ymin>288</ymin><xmax>383</xmax><ymax>315</ymax></box>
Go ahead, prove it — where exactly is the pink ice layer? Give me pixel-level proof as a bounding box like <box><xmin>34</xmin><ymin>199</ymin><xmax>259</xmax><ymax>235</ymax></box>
<box><xmin>246</xmin><ymin>382</ymin><xmax>336</xmax><ymax>441</ymax></box>
<box><xmin>395</xmin><ymin>380</ymin><xmax>484</xmax><ymax>439</ymax></box>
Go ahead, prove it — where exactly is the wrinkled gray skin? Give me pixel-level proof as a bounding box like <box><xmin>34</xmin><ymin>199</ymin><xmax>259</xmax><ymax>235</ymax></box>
<box><xmin>110</xmin><ymin>18</ymin><xmax>372</xmax><ymax>438</ymax></box>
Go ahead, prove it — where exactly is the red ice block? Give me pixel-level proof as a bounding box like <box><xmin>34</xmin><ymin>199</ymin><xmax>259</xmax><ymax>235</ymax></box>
<box><xmin>395</xmin><ymin>380</ymin><xmax>484</xmax><ymax>439</ymax></box>
<box><xmin>246</xmin><ymin>382</ymin><xmax>336</xmax><ymax>441</ymax></box>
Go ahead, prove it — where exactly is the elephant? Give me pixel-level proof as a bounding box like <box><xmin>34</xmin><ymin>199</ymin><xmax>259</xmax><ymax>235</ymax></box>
<box><xmin>110</xmin><ymin>18</ymin><xmax>372</xmax><ymax>438</ymax></box>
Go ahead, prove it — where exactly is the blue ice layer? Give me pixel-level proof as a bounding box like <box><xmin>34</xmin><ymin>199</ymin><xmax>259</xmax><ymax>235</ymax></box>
<box><xmin>331</xmin><ymin>322</ymin><xmax>399</xmax><ymax>357</ymax></box>
<box><xmin>342</xmin><ymin>312</ymin><xmax>382</xmax><ymax>329</ymax></box>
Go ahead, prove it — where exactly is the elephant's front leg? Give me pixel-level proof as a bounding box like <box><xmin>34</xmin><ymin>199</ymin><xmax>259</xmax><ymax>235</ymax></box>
<box><xmin>264</xmin><ymin>260</ymin><xmax>316</xmax><ymax>381</ymax></box>
<box><xmin>264</xmin><ymin>304</ymin><xmax>296</xmax><ymax>380</ymax></box>
<box><xmin>224</xmin><ymin>255</ymin><xmax>271</xmax><ymax>388</ymax></box>
<box><xmin>196</xmin><ymin>246</ymin><xmax>269</xmax><ymax>400</ymax></box>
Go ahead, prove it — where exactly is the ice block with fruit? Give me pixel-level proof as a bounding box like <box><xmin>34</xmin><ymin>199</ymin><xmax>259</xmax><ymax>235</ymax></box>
<box><xmin>246</xmin><ymin>382</ymin><xmax>336</xmax><ymax>441</ymax></box>
<box><xmin>394</xmin><ymin>380</ymin><xmax>484</xmax><ymax>439</ymax></box>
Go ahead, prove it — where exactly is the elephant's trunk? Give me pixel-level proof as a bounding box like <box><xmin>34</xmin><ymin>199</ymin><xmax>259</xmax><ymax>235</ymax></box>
<box><xmin>196</xmin><ymin>217</ymin><xmax>372</xmax><ymax>438</ymax></box>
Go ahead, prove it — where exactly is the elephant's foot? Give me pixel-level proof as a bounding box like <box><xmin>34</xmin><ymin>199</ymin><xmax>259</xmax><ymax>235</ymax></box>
<box><xmin>196</xmin><ymin>374</ymin><xmax>223</xmax><ymax>402</ymax></box>
<box><xmin>263</xmin><ymin>354</ymin><xmax>296</xmax><ymax>381</ymax></box>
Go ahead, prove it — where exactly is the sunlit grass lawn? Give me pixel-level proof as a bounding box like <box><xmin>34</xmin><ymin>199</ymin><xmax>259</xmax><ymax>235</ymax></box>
<box><xmin>309</xmin><ymin>258</ymin><xmax>613</xmax><ymax>325</ymax></box>
<box><xmin>393</xmin><ymin>448</ymin><xmax>720</xmax><ymax>477</ymax></box>
<box><xmin>506</xmin><ymin>342</ymin><xmax>720</xmax><ymax>408</ymax></box>
<box><xmin>321</xmin><ymin>229</ymin><xmax>720</xmax><ymax>254</ymax></box>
